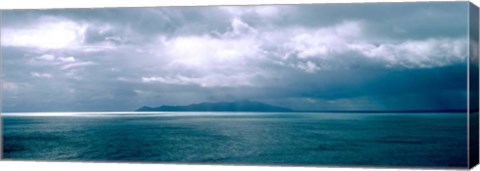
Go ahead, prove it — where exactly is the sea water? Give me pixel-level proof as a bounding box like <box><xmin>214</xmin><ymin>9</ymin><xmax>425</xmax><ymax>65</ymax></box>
<box><xmin>2</xmin><ymin>112</ymin><xmax>468</xmax><ymax>168</ymax></box>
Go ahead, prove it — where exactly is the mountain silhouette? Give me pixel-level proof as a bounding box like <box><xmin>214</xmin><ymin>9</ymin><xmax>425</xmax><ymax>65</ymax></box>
<box><xmin>136</xmin><ymin>100</ymin><xmax>292</xmax><ymax>112</ymax></box>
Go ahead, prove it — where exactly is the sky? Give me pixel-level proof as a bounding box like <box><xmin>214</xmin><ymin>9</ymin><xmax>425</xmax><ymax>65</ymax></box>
<box><xmin>0</xmin><ymin>2</ymin><xmax>471</xmax><ymax>112</ymax></box>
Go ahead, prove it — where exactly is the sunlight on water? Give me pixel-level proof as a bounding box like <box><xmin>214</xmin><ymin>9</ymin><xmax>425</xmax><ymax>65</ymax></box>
<box><xmin>2</xmin><ymin>112</ymin><xmax>298</xmax><ymax>117</ymax></box>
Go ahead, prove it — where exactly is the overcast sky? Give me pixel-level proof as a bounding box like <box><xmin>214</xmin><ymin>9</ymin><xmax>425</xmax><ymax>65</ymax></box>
<box><xmin>1</xmin><ymin>2</ymin><xmax>471</xmax><ymax>112</ymax></box>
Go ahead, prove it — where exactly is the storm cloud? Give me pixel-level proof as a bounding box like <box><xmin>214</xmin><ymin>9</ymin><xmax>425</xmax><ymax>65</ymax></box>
<box><xmin>1</xmin><ymin>2</ymin><xmax>470</xmax><ymax>112</ymax></box>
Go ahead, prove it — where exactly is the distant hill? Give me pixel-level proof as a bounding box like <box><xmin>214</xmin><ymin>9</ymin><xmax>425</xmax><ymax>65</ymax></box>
<box><xmin>136</xmin><ymin>100</ymin><xmax>293</xmax><ymax>112</ymax></box>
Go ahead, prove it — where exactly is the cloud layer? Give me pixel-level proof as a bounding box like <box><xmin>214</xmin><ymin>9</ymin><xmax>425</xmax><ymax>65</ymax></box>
<box><xmin>1</xmin><ymin>2</ymin><xmax>470</xmax><ymax>112</ymax></box>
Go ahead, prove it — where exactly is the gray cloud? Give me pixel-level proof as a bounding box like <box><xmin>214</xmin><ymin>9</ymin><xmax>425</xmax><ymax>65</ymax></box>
<box><xmin>1</xmin><ymin>2</ymin><xmax>470</xmax><ymax>112</ymax></box>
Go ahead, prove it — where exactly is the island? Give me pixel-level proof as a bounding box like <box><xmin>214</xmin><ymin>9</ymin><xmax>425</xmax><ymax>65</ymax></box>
<box><xmin>136</xmin><ymin>100</ymin><xmax>293</xmax><ymax>112</ymax></box>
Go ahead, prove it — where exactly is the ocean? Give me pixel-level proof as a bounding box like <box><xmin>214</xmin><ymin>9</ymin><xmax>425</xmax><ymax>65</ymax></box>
<box><xmin>2</xmin><ymin>112</ymin><xmax>468</xmax><ymax>168</ymax></box>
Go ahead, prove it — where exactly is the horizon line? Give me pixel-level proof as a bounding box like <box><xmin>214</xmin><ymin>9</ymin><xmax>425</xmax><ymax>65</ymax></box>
<box><xmin>1</xmin><ymin>109</ymin><xmax>469</xmax><ymax>114</ymax></box>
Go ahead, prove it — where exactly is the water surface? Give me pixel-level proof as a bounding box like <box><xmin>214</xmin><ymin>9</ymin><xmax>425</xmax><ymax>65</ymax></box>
<box><xmin>2</xmin><ymin>112</ymin><xmax>468</xmax><ymax>168</ymax></box>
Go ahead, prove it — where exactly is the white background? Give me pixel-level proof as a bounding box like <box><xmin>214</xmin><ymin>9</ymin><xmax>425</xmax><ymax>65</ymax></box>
<box><xmin>0</xmin><ymin>0</ymin><xmax>479</xmax><ymax>171</ymax></box>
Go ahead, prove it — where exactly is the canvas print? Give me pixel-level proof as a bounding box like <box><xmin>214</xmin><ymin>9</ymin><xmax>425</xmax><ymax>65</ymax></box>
<box><xmin>1</xmin><ymin>2</ymin><xmax>479</xmax><ymax>169</ymax></box>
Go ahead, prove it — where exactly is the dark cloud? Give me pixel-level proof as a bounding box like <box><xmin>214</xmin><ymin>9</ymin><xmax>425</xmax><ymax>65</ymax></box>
<box><xmin>274</xmin><ymin>2</ymin><xmax>467</xmax><ymax>39</ymax></box>
<box><xmin>1</xmin><ymin>2</ymin><xmax>470</xmax><ymax>112</ymax></box>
